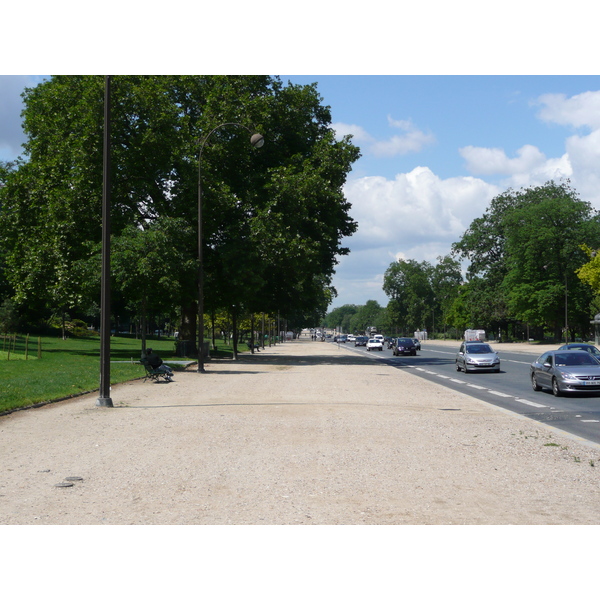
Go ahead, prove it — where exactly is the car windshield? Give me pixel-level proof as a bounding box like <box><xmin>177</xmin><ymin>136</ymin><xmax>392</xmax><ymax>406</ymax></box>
<box><xmin>554</xmin><ymin>353</ymin><xmax>600</xmax><ymax>366</ymax></box>
<box><xmin>398</xmin><ymin>339</ymin><xmax>412</xmax><ymax>344</ymax></box>
<box><xmin>466</xmin><ymin>344</ymin><xmax>492</xmax><ymax>354</ymax></box>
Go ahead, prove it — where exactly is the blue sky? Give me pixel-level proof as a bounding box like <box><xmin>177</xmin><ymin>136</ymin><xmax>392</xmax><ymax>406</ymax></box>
<box><xmin>3</xmin><ymin>75</ymin><xmax>600</xmax><ymax>311</ymax></box>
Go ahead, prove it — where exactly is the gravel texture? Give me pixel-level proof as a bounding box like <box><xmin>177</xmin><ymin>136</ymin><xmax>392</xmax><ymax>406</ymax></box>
<box><xmin>1</xmin><ymin>338</ymin><xmax>600</xmax><ymax>525</ymax></box>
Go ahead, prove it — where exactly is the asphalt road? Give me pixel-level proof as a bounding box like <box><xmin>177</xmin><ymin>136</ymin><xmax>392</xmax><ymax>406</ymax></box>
<box><xmin>335</xmin><ymin>340</ymin><xmax>600</xmax><ymax>445</ymax></box>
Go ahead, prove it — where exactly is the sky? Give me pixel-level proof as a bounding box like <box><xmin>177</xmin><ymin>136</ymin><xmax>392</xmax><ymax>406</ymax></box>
<box><xmin>4</xmin><ymin>74</ymin><xmax>600</xmax><ymax>311</ymax></box>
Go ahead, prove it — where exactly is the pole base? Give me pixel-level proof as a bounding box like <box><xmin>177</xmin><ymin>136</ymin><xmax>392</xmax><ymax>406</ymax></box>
<box><xmin>96</xmin><ymin>396</ymin><xmax>114</xmax><ymax>407</ymax></box>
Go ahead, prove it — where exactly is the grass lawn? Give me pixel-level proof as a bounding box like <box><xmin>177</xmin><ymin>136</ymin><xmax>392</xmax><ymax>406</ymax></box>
<box><xmin>0</xmin><ymin>334</ymin><xmax>242</xmax><ymax>413</ymax></box>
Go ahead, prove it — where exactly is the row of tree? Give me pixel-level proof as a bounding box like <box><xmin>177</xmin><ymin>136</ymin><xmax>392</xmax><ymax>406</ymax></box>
<box><xmin>0</xmin><ymin>76</ymin><xmax>360</xmax><ymax>350</ymax></box>
<box><xmin>325</xmin><ymin>181</ymin><xmax>600</xmax><ymax>342</ymax></box>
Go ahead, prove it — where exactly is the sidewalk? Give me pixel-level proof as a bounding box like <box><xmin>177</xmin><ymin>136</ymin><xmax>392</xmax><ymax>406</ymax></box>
<box><xmin>1</xmin><ymin>337</ymin><xmax>599</xmax><ymax>525</ymax></box>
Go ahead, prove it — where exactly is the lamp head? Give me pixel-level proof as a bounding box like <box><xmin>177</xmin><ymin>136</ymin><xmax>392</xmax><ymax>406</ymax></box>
<box><xmin>250</xmin><ymin>133</ymin><xmax>265</xmax><ymax>149</ymax></box>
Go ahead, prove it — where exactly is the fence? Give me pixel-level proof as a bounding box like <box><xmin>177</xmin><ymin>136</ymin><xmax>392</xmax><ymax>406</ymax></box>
<box><xmin>1</xmin><ymin>334</ymin><xmax>42</xmax><ymax>360</ymax></box>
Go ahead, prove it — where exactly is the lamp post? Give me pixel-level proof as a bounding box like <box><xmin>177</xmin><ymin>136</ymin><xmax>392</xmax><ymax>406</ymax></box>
<box><xmin>197</xmin><ymin>123</ymin><xmax>264</xmax><ymax>372</ymax></box>
<box><xmin>97</xmin><ymin>75</ymin><xmax>114</xmax><ymax>407</ymax></box>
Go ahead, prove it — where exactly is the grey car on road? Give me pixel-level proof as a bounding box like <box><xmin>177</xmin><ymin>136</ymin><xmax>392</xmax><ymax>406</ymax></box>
<box><xmin>455</xmin><ymin>341</ymin><xmax>500</xmax><ymax>373</ymax></box>
<box><xmin>531</xmin><ymin>350</ymin><xmax>600</xmax><ymax>396</ymax></box>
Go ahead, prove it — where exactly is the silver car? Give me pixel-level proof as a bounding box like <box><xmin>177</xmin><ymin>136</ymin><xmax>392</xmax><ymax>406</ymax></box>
<box><xmin>531</xmin><ymin>350</ymin><xmax>600</xmax><ymax>396</ymax></box>
<box><xmin>455</xmin><ymin>341</ymin><xmax>500</xmax><ymax>373</ymax></box>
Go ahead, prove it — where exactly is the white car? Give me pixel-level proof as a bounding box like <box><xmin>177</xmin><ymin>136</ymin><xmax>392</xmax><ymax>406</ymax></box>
<box><xmin>347</xmin><ymin>334</ymin><xmax>356</xmax><ymax>342</ymax></box>
<box><xmin>366</xmin><ymin>338</ymin><xmax>383</xmax><ymax>351</ymax></box>
<box><xmin>373</xmin><ymin>334</ymin><xmax>384</xmax><ymax>345</ymax></box>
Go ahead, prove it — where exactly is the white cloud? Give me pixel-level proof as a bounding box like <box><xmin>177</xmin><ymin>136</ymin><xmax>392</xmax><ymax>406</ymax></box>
<box><xmin>344</xmin><ymin>167</ymin><xmax>498</xmax><ymax>250</ymax></box>
<box><xmin>535</xmin><ymin>90</ymin><xmax>600</xmax><ymax>129</ymax></box>
<box><xmin>332</xmin><ymin>122</ymin><xmax>374</xmax><ymax>144</ymax></box>
<box><xmin>459</xmin><ymin>144</ymin><xmax>547</xmax><ymax>176</ymax></box>
<box><xmin>370</xmin><ymin>117</ymin><xmax>435</xmax><ymax>157</ymax></box>
<box><xmin>330</xmin><ymin>167</ymin><xmax>499</xmax><ymax>307</ymax></box>
<box><xmin>333</xmin><ymin>116</ymin><xmax>435</xmax><ymax>158</ymax></box>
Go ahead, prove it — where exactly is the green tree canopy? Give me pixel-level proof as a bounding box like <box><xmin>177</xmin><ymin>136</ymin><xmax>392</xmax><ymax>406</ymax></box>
<box><xmin>0</xmin><ymin>76</ymin><xmax>359</xmax><ymax>332</ymax></box>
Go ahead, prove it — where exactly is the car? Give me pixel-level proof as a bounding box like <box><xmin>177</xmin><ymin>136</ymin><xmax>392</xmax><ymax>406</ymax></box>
<box><xmin>393</xmin><ymin>337</ymin><xmax>417</xmax><ymax>356</ymax></box>
<box><xmin>366</xmin><ymin>338</ymin><xmax>383</xmax><ymax>351</ymax></box>
<box><xmin>412</xmin><ymin>338</ymin><xmax>421</xmax><ymax>351</ymax></box>
<box><xmin>530</xmin><ymin>350</ymin><xmax>600</xmax><ymax>396</ymax></box>
<box><xmin>557</xmin><ymin>343</ymin><xmax>600</xmax><ymax>358</ymax></box>
<box><xmin>347</xmin><ymin>334</ymin><xmax>356</xmax><ymax>342</ymax></box>
<box><xmin>373</xmin><ymin>334</ymin><xmax>384</xmax><ymax>345</ymax></box>
<box><xmin>354</xmin><ymin>336</ymin><xmax>368</xmax><ymax>346</ymax></box>
<box><xmin>335</xmin><ymin>335</ymin><xmax>347</xmax><ymax>343</ymax></box>
<box><xmin>455</xmin><ymin>341</ymin><xmax>500</xmax><ymax>373</ymax></box>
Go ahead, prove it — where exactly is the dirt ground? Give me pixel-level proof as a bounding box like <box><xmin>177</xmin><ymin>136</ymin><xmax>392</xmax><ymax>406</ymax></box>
<box><xmin>1</xmin><ymin>337</ymin><xmax>600</xmax><ymax>525</ymax></box>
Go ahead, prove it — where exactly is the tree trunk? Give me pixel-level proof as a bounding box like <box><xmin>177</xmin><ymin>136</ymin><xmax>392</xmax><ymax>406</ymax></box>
<box><xmin>179</xmin><ymin>300</ymin><xmax>198</xmax><ymax>355</ymax></box>
<box><xmin>232</xmin><ymin>307</ymin><xmax>238</xmax><ymax>360</ymax></box>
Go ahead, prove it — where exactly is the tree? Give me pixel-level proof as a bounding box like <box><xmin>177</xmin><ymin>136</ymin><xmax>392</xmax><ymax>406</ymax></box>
<box><xmin>350</xmin><ymin>300</ymin><xmax>384</xmax><ymax>335</ymax></box>
<box><xmin>430</xmin><ymin>255</ymin><xmax>463</xmax><ymax>336</ymax></box>
<box><xmin>0</xmin><ymin>76</ymin><xmax>359</xmax><ymax>336</ymax></box>
<box><xmin>383</xmin><ymin>259</ymin><xmax>433</xmax><ymax>333</ymax></box>
<box><xmin>452</xmin><ymin>181</ymin><xmax>600</xmax><ymax>340</ymax></box>
<box><xmin>324</xmin><ymin>304</ymin><xmax>358</xmax><ymax>331</ymax></box>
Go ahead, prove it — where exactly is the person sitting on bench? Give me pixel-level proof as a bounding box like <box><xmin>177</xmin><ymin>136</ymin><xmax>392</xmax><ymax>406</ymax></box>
<box><xmin>142</xmin><ymin>348</ymin><xmax>174</xmax><ymax>381</ymax></box>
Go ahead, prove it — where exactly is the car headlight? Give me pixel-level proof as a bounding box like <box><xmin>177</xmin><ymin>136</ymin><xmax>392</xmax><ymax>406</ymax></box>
<box><xmin>559</xmin><ymin>371</ymin><xmax>577</xmax><ymax>381</ymax></box>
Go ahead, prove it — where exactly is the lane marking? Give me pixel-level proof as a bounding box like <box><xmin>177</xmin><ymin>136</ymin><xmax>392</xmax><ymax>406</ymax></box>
<box><xmin>581</xmin><ymin>420</ymin><xmax>600</xmax><ymax>423</ymax></box>
<box><xmin>466</xmin><ymin>384</ymin><xmax>487</xmax><ymax>390</ymax></box>
<box><xmin>489</xmin><ymin>390</ymin><xmax>513</xmax><ymax>398</ymax></box>
<box><xmin>514</xmin><ymin>398</ymin><xmax>547</xmax><ymax>408</ymax></box>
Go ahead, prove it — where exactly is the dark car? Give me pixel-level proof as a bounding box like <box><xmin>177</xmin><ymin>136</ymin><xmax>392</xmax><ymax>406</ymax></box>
<box><xmin>354</xmin><ymin>336</ymin><xmax>368</xmax><ymax>346</ymax></box>
<box><xmin>531</xmin><ymin>350</ymin><xmax>600</xmax><ymax>396</ymax></box>
<box><xmin>557</xmin><ymin>343</ymin><xmax>600</xmax><ymax>358</ymax></box>
<box><xmin>393</xmin><ymin>337</ymin><xmax>417</xmax><ymax>356</ymax></box>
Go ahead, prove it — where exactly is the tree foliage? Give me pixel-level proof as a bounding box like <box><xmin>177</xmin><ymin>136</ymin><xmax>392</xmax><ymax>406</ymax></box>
<box><xmin>0</xmin><ymin>76</ymin><xmax>360</xmax><ymax>333</ymax></box>
<box><xmin>452</xmin><ymin>181</ymin><xmax>600</xmax><ymax>339</ymax></box>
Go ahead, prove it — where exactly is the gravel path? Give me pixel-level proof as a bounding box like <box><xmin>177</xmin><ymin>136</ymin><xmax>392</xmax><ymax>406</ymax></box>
<box><xmin>1</xmin><ymin>338</ymin><xmax>600</xmax><ymax>525</ymax></box>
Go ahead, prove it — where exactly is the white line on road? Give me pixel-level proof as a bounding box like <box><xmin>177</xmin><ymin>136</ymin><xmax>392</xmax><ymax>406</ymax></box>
<box><xmin>514</xmin><ymin>398</ymin><xmax>547</xmax><ymax>408</ymax></box>
<box><xmin>488</xmin><ymin>390</ymin><xmax>513</xmax><ymax>398</ymax></box>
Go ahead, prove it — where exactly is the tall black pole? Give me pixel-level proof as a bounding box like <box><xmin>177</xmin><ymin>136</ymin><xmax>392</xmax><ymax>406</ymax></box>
<box><xmin>97</xmin><ymin>76</ymin><xmax>113</xmax><ymax>407</ymax></box>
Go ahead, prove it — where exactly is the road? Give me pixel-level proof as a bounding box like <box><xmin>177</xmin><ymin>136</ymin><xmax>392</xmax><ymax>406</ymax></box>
<box><xmin>335</xmin><ymin>339</ymin><xmax>600</xmax><ymax>445</ymax></box>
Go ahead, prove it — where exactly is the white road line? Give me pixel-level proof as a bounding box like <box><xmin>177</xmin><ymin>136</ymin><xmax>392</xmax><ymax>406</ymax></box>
<box><xmin>581</xmin><ymin>420</ymin><xmax>600</xmax><ymax>423</ymax></box>
<box><xmin>488</xmin><ymin>390</ymin><xmax>512</xmax><ymax>398</ymax></box>
<box><xmin>449</xmin><ymin>378</ymin><xmax>466</xmax><ymax>384</ymax></box>
<box><xmin>466</xmin><ymin>384</ymin><xmax>487</xmax><ymax>390</ymax></box>
<box><xmin>514</xmin><ymin>398</ymin><xmax>547</xmax><ymax>408</ymax></box>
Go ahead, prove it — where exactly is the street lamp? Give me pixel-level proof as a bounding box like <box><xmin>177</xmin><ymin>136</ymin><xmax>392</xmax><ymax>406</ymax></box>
<box><xmin>97</xmin><ymin>75</ymin><xmax>113</xmax><ymax>407</ymax></box>
<box><xmin>197</xmin><ymin>123</ymin><xmax>264</xmax><ymax>372</ymax></box>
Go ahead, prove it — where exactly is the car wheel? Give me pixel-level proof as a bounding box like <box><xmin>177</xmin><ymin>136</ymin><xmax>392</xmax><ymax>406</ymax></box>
<box><xmin>531</xmin><ymin>374</ymin><xmax>542</xmax><ymax>391</ymax></box>
<box><xmin>552</xmin><ymin>377</ymin><xmax>562</xmax><ymax>397</ymax></box>
<box><xmin>456</xmin><ymin>361</ymin><xmax>461</xmax><ymax>372</ymax></box>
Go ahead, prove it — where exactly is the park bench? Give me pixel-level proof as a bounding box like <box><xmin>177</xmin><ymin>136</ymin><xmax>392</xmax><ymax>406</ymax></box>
<box><xmin>246</xmin><ymin>341</ymin><xmax>260</xmax><ymax>352</ymax></box>
<box><xmin>140</xmin><ymin>358</ymin><xmax>173</xmax><ymax>383</ymax></box>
